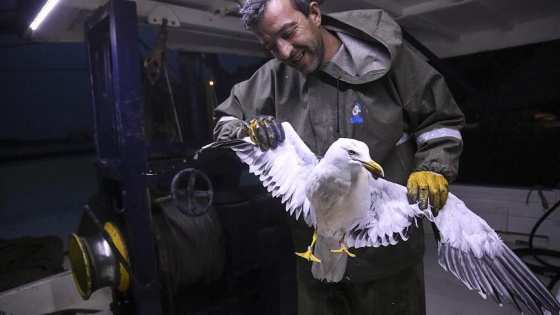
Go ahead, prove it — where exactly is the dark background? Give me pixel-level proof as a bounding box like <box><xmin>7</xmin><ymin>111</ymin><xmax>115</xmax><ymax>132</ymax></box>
<box><xmin>0</xmin><ymin>3</ymin><xmax>558</xmax><ymax>311</ymax></box>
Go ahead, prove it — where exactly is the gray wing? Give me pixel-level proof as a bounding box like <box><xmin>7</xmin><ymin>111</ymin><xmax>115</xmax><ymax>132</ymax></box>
<box><xmin>434</xmin><ymin>195</ymin><xmax>560</xmax><ymax>315</ymax></box>
<box><xmin>346</xmin><ymin>174</ymin><xmax>429</xmax><ymax>248</ymax></box>
<box><xmin>345</xmin><ymin>175</ymin><xmax>560</xmax><ymax>315</ymax></box>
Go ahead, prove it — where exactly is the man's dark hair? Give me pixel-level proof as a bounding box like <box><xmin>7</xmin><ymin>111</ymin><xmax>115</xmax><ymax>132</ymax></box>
<box><xmin>240</xmin><ymin>0</ymin><xmax>313</xmax><ymax>29</ymax></box>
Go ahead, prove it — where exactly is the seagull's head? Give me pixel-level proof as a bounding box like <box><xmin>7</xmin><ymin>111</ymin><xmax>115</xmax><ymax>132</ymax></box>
<box><xmin>327</xmin><ymin>138</ymin><xmax>385</xmax><ymax>179</ymax></box>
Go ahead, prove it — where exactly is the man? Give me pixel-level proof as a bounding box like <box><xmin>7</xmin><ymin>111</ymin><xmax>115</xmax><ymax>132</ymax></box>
<box><xmin>213</xmin><ymin>0</ymin><xmax>465</xmax><ymax>313</ymax></box>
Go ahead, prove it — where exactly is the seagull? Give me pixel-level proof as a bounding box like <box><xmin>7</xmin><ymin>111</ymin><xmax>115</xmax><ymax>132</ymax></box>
<box><xmin>195</xmin><ymin>122</ymin><xmax>560</xmax><ymax>315</ymax></box>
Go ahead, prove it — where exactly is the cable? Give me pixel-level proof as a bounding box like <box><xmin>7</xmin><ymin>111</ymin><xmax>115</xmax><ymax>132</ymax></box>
<box><xmin>163</xmin><ymin>63</ymin><xmax>183</xmax><ymax>142</ymax></box>
<box><xmin>513</xmin><ymin>199</ymin><xmax>560</xmax><ymax>291</ymax></box>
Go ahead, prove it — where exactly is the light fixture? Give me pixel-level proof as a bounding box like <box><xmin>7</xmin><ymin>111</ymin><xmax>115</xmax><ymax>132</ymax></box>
<box><xmin>29</xmin><ymin>0</ymin><xmax>60</xmax><ymax>31</ymax></box>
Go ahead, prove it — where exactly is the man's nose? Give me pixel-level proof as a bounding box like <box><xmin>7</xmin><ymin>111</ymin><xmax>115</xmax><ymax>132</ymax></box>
<box><xmin>275</xmin><ymin>39</ymin><xmax>293</xmax><ymax>61</ymax></box>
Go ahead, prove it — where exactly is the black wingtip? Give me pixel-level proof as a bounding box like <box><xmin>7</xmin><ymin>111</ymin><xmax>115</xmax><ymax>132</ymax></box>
<box><xmin>193</xmin><ymin>139</ymin><xmax>249</xmax><ymax>160</ymax></box>
<box><xmin>430</xmin><ymin>221</ymin><xmax>441</xmax><ymax>244</ymax></box>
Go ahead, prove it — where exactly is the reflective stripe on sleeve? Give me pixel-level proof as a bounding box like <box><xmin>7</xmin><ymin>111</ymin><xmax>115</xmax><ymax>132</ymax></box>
<box><xmin>416</xmin><ymin>128</ymin><xmax>462</xmax><ymax>146</ymax></box>
<box><xmin>217</xmin><ymin>115</ymin><xmax>240</xmax><ymax>123</ymax></box>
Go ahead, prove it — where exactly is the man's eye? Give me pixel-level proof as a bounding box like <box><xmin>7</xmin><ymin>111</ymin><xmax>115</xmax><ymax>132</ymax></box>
<box><xmin>348</xmin><ymin>150</ymin><xmax>355</xmax><ymax>155</ymax></box>
<box><xmin>283</xmin><ymin>28</ymin><xmax>296</xmax><ymax>39</ymax></box>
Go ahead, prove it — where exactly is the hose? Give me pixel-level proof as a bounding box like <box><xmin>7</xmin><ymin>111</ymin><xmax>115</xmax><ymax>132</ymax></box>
<box><xmin>513</xmin><ymin>199</ymin><xmax>560</xmax><ymax>291</ymax></box>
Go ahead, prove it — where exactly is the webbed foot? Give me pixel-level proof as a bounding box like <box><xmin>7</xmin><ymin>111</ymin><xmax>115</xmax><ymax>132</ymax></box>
<box><xmin>295</xmin><ymin>247</ymin><xmax>322</xmax><ymax>262</ymax></box>
<box><xmin>330</xmin><ymin>243</ymin><xmax>356</xmax><ymax>258</ymax></box>
<box><xmin>295</xmin><ymin>230</ymin><xmax>322</xmax><ymax>262</ymax></box>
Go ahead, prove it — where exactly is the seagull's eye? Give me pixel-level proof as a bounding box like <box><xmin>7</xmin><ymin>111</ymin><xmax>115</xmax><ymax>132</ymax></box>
<box><xmin>348</xmin><ymin>150</ymin><xmax>356</xmax><ymax>155</ymax></box>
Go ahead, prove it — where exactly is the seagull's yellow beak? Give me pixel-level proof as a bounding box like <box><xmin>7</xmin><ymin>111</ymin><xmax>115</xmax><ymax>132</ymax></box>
<box><xmin>363</xmin><ymin>160</ymin><xmax>385</xmax><ymax>178</ymax></box>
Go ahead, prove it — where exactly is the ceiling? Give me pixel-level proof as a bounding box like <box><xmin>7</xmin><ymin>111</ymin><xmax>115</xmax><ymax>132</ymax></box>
<box><xmin>2</xmin><ymin>0</ymin><xmax>560</xmax><ymax>58</ymax></box>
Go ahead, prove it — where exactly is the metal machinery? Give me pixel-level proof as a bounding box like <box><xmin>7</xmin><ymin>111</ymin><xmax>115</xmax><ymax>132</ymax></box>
<box><xmin>66</xmin><ymin>1</ymin><xmax>296</xmax><ymax>314</ymax></box>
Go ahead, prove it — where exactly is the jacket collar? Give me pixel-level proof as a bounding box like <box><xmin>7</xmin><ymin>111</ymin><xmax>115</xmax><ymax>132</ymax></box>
<box><xmin>319</xmin><ymin>9</ymin><xmax>403</xmax><ymax>84</ymax></box>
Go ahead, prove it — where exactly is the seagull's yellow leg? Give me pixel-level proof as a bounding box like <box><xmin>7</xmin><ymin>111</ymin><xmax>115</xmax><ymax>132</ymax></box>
<box><xmin>295</xmin><ymin>230</ymin><xmax>322</xmax><ymax>263</ymax></box>
<box><xmin>330</xmin><ymin>238</ymin><xmax>356</xmax><ymax>258</ymax></box>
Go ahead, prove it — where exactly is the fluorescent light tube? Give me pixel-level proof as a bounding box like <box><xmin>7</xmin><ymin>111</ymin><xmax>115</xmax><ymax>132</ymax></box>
<box><xmin>29</xmin><ymin>0</ymin><xmax>60</xmax><ymax>31</ymax></box>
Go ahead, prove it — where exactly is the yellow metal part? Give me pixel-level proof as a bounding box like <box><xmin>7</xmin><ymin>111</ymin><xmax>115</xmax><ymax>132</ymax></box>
<box><xmin>104</xmin><ymin>222</ymin><xmax>130</xmax><ymax>293</ymax></box>
<box><xmin>68</xmin><ymin>221</ymin><xmax>130</xmax><ymax>300</ymax></box>
<box><xmin>68</xmin><ymin>233</ymin><xmax>92</xmax><ymax>299</ymax></box>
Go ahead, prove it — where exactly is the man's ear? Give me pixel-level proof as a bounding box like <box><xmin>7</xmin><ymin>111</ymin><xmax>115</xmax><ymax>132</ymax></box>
<box><xmin>309</xmin><ymin>1</ymin><xmax>321</xmax><ymax>25</ymax></box>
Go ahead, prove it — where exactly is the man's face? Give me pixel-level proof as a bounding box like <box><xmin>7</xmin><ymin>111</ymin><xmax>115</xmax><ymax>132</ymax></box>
<box><xmin>251</xmin><ymin>0</ymin><xmax>324</xmax><ymax>74</ymax></box>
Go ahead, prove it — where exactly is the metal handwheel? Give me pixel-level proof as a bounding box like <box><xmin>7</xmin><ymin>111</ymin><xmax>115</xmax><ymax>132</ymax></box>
<box><xmin>171</xmin><ymin>168</ymin><xmax>214</xmax><ymax>216</ymax></box>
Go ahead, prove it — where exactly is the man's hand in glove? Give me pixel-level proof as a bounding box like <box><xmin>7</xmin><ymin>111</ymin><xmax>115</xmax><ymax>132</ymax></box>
<box><xmin>406</xmin><ymin>171</ymin><xmax>448</xmax><ymax>216</ymax></box>
<box><xmin>238</xmin><ymin>115</ymin><xmax>285</xmax><ymax>151</ymax></box>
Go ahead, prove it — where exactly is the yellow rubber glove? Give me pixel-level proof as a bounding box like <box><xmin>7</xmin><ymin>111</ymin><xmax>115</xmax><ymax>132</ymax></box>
<box><xmin>239</xmin><ymin>115</ymin><xmax>285</xmax><ymax>151</ymax></box>
<box><xmin>407</xmin><ymin>171</ymin><xmax>448</xmax><ymax>216</ymax></box>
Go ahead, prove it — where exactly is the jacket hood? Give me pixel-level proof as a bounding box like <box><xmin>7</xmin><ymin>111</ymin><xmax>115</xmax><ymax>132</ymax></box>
<box><xmin>321</xmin><ymin>10</ymin><xmax>403</xmax><ymax>84</ymax></box>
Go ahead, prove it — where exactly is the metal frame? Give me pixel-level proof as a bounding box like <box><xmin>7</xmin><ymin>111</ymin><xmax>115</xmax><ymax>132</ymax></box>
<box><xmin>85</xmin><ymin>1</ymin><xmax>164</xmax><ymax>313</ymax></box>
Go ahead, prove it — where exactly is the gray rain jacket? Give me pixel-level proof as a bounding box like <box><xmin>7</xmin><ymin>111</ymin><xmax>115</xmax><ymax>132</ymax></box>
<box><xmin>213</xmin><ymin>9</ymin><xmax>464</xmax><ymax>281</ymax></box>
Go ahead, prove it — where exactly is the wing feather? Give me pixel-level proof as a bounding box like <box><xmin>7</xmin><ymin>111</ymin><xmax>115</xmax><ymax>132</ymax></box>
<box><xmin>197</xmin><ymin>122</ymin><xmax>318</xmax><ymax>225</ymax></box>
<box><xmin>464</xmin><ymin>253</ymin><xmax>491</xmax><ymax>300</ymax></box>
<box><xmin>343</xmin><ymin>175</ymin><xmax>559</xmax><ymax>315</ymax></box>
<box><xmin>434</xmin><ymin>197</ymin><xmax>560</xmax><ymax>314</ymax></box>
<box><xmin>346</xmin><ymin>176</ymin><xmax>429</xmax><ymax>248</ymax></box>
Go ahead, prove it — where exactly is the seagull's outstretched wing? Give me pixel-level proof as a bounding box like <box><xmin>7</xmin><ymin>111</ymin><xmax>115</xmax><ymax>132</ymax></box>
<box><xmin>432</xmin><ymin>194</ymin><xmax>560</xmax><ymax>315</ymax></box>
<box><xmin>196</xmin><ymin>122</ymin><xmax>318</xmax><ymax>225</ymax></box>
<box><xmin>345</xmin><ymin>174</ymin><xmax>428</xmax><ymax>248</ymax></box>
<box><xmin>347</xmin><ymin>176</ymin><xmax>560</xmax><ymax>315</ymax></box>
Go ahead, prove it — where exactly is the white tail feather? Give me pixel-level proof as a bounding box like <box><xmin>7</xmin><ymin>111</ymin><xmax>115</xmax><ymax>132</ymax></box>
<box><xmin>311</xmin><ymin>235</ymin><xmax>348</xmax><ymax>283</ymax></box>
